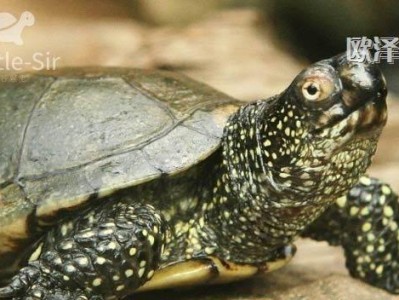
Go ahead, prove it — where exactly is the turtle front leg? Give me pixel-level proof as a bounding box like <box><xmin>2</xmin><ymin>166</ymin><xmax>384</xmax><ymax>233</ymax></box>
<box><xmin>0</xmin><ymin>200</ymin><xmax>166</xmax><ymax>300</ymax></box>
<box><xmin>303</xmin><ymin>175</ymin><xmax>399</xmax><ymax>294</ymax></box>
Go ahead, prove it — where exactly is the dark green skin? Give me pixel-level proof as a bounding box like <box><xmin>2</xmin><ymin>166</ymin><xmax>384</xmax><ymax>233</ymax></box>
<box><xmin>0</xmin><ymin>54</ymin><xmax>397</xmax><ymax>299</ymax></box>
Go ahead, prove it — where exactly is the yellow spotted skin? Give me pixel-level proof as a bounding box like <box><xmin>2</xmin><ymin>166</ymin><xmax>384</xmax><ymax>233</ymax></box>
<box><xmin>0</xmin><ymin>200</ymin><xmax>166</xmax><ymax>299</ymax></box>
<box><xmin>0</xmin><ymin>54</ymin><xmax>394</xmax><ymax>299</ymax></box>
<box><xmin>303</xmin><ymin>176</ymin><xmax>399</xmax><ymax>293</ymax></box>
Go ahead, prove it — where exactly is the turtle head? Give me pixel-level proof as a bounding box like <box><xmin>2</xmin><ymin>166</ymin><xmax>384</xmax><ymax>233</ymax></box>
<box><xmin>222</xmin><ymin>53</ymin><xmax>387</xmax><ymax>206</ymax></box>
<box><xmin>289</xmin><ymin>53</ymin><xmax>387</xmax><ymax>138</ymax></box>
<box><xmin>260</xmin><ymin>53</ymin><xmax>388</xmax><ymax>200</ymax></box>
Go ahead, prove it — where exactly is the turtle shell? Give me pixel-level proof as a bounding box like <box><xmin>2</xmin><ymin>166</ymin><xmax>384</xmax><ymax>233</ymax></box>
<box><xmin>0</xmin><ymin>68</ymin><xmax>240</xmax><ymax>268</ymax></box>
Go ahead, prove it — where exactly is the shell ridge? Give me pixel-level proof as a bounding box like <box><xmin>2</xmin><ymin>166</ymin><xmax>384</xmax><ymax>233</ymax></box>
<box><xmin>122</xmin><ymin>76</ymin><xmax>177</xmax><ymax>122</ymax></box>
<box><xmin>17</xmin><ymin>119</ymin><xmax>182</xmax><ymax>182</ymax></box>
<box><xmin>15</xmin><ymin>77</ymin><xmax>57</xmax><ymax>180</ymax></box>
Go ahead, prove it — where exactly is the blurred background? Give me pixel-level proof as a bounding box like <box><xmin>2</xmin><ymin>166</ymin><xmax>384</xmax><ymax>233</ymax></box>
<box><xmin>0</xmin><ymin>1</ymin><xmax>398</xmax><ymax>299</ymax></box>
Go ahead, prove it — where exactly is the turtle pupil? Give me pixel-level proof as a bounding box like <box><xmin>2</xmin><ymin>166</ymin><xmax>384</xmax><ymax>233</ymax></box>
<box><xmin>306</xmin><ymin>84</ymin><xmax>318</xmax><ymax>95</ymax></box>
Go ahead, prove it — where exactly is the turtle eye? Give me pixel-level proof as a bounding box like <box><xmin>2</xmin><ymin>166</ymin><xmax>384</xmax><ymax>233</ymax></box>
<box><xmin>302</xmin><ymin>81</ymin><xmax>321</xmax><ymax>101</ymax></box>
<box><xmin>300</xmin><ymin>76</ymin><xmax>335</xmax><ymax>103</ymax></box>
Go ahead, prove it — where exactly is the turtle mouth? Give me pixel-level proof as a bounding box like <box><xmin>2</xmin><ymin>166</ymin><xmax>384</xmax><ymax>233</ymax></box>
<box><xmin>314</xmin><ymin>55</ymin><xmax>388</xmax><ymax>137</ymax></box>
<box><xmin>335</xmin><ymin>55</ymin><xmax>388</xmax><ymax>136</ymax></box>
<box><xmin>313</xmin><ymin>94</ymin><xmax>387</xmax><ymax>137</ymax></box>
<box><xmin>344</xmin><ymin>97</ymin><xmax>387</xmax><ymax>136</ymax></box>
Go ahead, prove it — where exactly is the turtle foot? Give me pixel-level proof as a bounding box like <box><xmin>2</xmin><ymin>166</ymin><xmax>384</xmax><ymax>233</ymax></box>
<box><xmin>0</xmin><ymin>199</ymin><xmax>167</xmax><ymax>299</ymax></box>
<box><xmin>303</xmin><ymin>175</ymin><xmax>399</xmax><ymax>294</ymax></box>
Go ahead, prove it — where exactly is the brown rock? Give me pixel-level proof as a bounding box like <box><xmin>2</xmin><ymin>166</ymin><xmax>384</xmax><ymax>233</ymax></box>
<box><xmin>271</xmin><ymin>275</ymin><xmax>397</xmax><ymax>300</ymax></box>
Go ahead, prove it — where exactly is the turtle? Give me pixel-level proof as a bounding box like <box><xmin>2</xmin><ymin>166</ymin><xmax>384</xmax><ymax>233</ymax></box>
<box><xmin>0</xmin><ymin>53</ymin><xmax>397</xmax><ymax>300</ymax></box>
<box><xmin>0</xmin><ymin>11</ymin><xmax>35</xmax><ymax>45</ymax></box>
